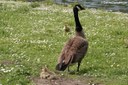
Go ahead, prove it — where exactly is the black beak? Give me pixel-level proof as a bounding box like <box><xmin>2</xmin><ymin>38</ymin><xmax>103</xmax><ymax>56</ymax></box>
<box><xmin>81</xmin><ymin>5</ymin><xmax>85</xmax><ymax>10</ymax></box>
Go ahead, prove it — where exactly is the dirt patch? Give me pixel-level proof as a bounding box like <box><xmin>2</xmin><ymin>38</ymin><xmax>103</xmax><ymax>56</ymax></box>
<box><xmin>0</xmin><ymin>60</ymin><xmax>14</xmax><ymax>66</ymax></box>
<box><xmin>32</xmin><ymin>76</ymin><xmax>88</xmax><ymax>85</ymax></box>
<box><xmin>32</xmin><ymin>75</ymin><xmax>104</xmax><ymax>85</ymax></box>
<box><xmin>32</xmin><ymin>67</ymin><xmax>103</xmax><ymax>85</ymax></box>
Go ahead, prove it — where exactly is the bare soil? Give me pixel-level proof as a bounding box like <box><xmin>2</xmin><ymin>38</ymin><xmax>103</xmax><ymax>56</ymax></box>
<box><xmin>32</xmin><ymin>76</ymin><xmax>103</xmax><ymax>85</ymax></box>
<box><xmin>33</xmin><ymin>77</ymin><xmax>87</xmax><ymax>85</ymax></box>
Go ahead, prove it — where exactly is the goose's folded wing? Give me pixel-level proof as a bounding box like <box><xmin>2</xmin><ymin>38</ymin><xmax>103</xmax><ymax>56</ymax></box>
<box><xmin>57</xmin><ymin>38</ymin><xmax>74</xmax><ymax>64</ymax></box>
<box><xmin>59</xmin><ymin>37</ymin><xmax>88</xmax><ymax>65</ymax></box>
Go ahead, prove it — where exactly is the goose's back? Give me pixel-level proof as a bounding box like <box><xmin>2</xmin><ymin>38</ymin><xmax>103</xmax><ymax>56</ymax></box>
<box><xmin>58</xmin><ymin>36</ymin><xmax>88</xmax><ymax>65</ymax></box>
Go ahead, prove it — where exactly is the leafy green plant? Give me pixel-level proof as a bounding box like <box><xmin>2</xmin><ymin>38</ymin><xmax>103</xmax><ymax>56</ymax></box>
<box><xmin>30</xmin><ymin>2</ymin><xmax>40</xmax><ymax>8</ymax></box>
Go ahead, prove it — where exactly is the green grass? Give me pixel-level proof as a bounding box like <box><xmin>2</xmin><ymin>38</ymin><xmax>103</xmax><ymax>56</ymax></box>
<box><xmin>0</xmin><ymin>1</ymin><xmax>128</xmax><ymax>85</ymax></box>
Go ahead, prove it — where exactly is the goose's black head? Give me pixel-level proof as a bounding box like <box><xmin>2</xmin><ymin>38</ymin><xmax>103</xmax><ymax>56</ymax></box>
<box><xmin>73</xmin><ymin>4</ymin><xmax>85</xmax><ymax>12</ymax></box>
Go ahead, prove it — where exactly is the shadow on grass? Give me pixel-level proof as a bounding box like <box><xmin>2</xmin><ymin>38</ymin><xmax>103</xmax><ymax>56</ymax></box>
<box><xmin>69</xmin><ymin>66</ymin><xmax>105</xmax><ymax>75</ymax></box>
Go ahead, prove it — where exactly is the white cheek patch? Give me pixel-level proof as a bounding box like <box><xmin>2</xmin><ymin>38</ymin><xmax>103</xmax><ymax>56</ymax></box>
<box><xmin>76</xmin><ymin>6</ymin><xmax>81</xmax><ymax>11</ymax></box>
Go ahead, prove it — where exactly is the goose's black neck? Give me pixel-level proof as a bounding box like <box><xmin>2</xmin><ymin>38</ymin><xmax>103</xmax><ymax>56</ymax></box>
<box><xmin>73</xmin><ymin>9</ymin><xmax>82</xmax><ymax>32</ymax></box>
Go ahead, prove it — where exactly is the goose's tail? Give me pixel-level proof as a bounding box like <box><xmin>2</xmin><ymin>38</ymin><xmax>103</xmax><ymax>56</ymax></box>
<box><xmin>56</xmin><ymin>56</ymin><xmax>73</xmax><ymax>71</ymax></box>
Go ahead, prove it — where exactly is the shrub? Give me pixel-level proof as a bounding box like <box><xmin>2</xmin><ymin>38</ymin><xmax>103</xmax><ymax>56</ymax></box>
<box><xmin>30</xmin><ymin>2</ymin><xmax>40</xmax><ymax>8</ymax></box>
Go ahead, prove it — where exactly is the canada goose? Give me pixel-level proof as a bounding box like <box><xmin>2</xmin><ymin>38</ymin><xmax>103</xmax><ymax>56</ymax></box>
<box><xmin>56</xmin><ymin>4</ymin><xmax>88</xmax><ymax>72</ymax></box>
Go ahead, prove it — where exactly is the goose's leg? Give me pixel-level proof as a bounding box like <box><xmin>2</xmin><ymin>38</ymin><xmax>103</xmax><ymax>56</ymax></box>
<box><xmin>68</xmin><ymin>66</ymin><xmax>70</xmax><ymax>72</ymax></box>
<box><xmin>77</xmin><ymin>61</ymin><xmax>81</xmax><ymax>72</ymax></box>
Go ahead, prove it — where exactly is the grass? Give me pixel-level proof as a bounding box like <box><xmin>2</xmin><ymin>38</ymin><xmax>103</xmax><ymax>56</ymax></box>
<box><xmin>0</xmin><ymin>1</ymin><xmax>128</xmax><ymax>85</ymax></box>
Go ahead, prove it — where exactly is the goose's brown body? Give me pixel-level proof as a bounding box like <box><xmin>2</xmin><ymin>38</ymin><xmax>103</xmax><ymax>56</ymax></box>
<box><xmin>56</xmin><ymin>4</ymin><xmax>88</xmax><ymax>72</ymax></box>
